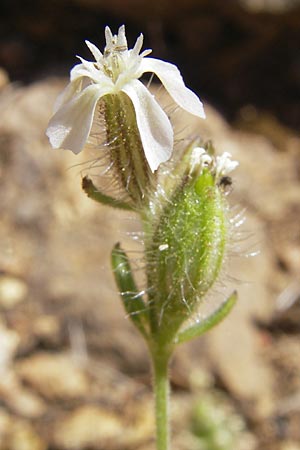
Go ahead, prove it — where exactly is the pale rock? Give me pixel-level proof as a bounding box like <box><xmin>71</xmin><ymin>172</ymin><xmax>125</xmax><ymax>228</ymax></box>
<box><xmin>0</xmin><ymin>408</ymin><xmax>11</xmax><ymax>443</ymax></box>
<box><xmin>53</xmin><ymin>405</ymin><xmax>124</xmax><ymax>449</ymax></box>
<box><xmin>0</xmin><ymin>322</ymin><xmax>20</xmax><ymax>373</ymax></box>
<box><xmin>0</xmin><ymin>409</ymin><xmax>46</xmax><ymax>450</ymax></box>
<box><xmin>32</xmin><ymin>315</ymin><xmax>61</xmax><ymax>342</ymax></box>
<box><xmin>17</xmin><ymin>352</ymin><xmax>89</xmax><ymax>400</ymax></box>
<box><xmin>0</xmin><ymin>372</ymin><xmax>45</xmax><ymax>418</ymax></box>
<box><xmin>280</xmin><ymin>442</ymin><xmax>300</xmax><ymax>450</ymax></box>
<box><xmin>0</xmin><ymin>275</ymin><xmax>28</xmax><ymax>309</ymax></box>
<box><xmin>9</xmin><ymin>420</ymin><xmax>46</xmax><ymax>450</ymax></box>
<box><xmin>53</xmin><ymin>402</ymin><xmax>154</xmax><ymax>450</ymax></box>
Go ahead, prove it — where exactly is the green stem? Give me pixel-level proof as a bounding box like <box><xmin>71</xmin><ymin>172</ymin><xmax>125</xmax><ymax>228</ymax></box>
<box><xmin>152</xmin><ymin>350</ymin><xmax>171</xmax><ymax>450</ymax></box>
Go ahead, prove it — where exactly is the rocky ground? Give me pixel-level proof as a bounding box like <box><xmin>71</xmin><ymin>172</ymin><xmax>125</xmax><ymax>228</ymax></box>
<box><xmin>0</xmin><ymin>67</ymin><xmax>299</xmax><ymax>450</ymax></box>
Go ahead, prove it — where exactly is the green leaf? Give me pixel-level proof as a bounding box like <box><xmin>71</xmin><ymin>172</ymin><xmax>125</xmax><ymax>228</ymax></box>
<box><xmin>174</xmin><ymin>291</ymin><xmax>237</xmax><ymax>345</ymax></box>
<box><xmin>111</xmin><ymin>243</ymin><xmax>149</xmax><ymax>337</ymax></box>
<box><xmin>82</xmin><ymin>176</ymin><xmax>133</xmax><ymax>210</ymax></box>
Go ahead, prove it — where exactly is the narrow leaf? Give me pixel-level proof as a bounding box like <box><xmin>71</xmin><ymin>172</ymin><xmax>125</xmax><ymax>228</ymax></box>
<box><xmin>111</xmin><ymin>243</ymin><xmax>149</xmax><ymax>337</ymax></box>
<box><xmin>175</xmin><ymin>291</ymin><xmax>237</xmax><ymax>345</ymax></box>
<box><xmin>82</xmin><ymin>176</ymin><xmax>133</xmax><ymax>210</ymax></box>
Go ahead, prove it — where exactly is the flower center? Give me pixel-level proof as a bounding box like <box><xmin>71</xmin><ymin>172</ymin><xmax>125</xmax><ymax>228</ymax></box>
<box><xmin>103</xmin><ymin>39</ymin><xmax>128</xmax><ymax>83</ymax></box>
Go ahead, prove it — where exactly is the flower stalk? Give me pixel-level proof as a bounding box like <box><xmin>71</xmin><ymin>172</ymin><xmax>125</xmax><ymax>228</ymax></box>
<box><xmin>152</xmin><ymin>350</ymin><xmax>171</xmax><ymax>450</ymax></box>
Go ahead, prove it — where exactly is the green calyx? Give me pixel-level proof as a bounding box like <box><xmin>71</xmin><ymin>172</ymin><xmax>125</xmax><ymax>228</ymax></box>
<box><xmin>103</xmin><ymin>92</ymin><xmax>156</xmax><ymax>207</ymax></box>
<box><xmin>145</xmin><ymin>168</ymin><xmax>228</xmax><ymax>342</ymax></box>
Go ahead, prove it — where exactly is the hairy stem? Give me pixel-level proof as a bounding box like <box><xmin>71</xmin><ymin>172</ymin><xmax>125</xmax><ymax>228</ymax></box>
<box><xmin>152</xmin><ymin>349</ymin><xmax>171</xmax><ymax>450</ymax></box>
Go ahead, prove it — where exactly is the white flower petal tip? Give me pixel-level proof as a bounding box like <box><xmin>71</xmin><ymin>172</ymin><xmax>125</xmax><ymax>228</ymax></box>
<box><xmin>46</xmin><ymin>84</ymin><xmax>109</xmax><ymax>155</ymax></box>
<box><xmin>85</xmin><ymin>40</ymin><xmax>103</xmax><ymax>62</ymax></box>
<box><xmin>47</xmin><ymin>24</ymin><xmax>206</xmax><ymax>171</ymax></box>
<box><xmin>139</xmin><ymin>58</ymin><xmax>206</xmax><ymax>119</ymax></box>
<box><xmin>104</xmin><ymin>26</ymin><xmax>114</xmax><ymax>48</ymax></box>
<box><xmin>215</xmin><ymin>152</ymin><xmax>239</xmax><ymax>178</ymax></box>
<box><xmin>104</xmin><ymin>25</ymin><xmax>127</xmax><ymax>54</ymax></box>
<box><xmin>189</xmin><ymin>147</ymin><xmax>212</xmax><ymax>175</ymax></box>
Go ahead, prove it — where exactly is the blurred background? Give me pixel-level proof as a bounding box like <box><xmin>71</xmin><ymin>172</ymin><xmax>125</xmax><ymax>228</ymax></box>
<box><xmin>0</xmin><ymin>1</ymin><xmax>300</xmax><ymax>449</ymax></box>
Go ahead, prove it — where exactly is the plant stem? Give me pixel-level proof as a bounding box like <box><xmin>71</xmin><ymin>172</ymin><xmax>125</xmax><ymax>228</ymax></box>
<box><xmin>152</xmin><ymin>350</ymin><xmax>171</xmax><ymax>450</ymax></box>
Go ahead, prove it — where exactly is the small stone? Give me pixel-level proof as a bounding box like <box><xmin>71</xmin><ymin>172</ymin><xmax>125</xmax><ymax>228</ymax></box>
<box><xmin>53</xmin><ymin>399</ymin><xmax>154</xmax><ymax>450</ymax></box>
<box><xmin>0</xmin><ymin>275</ymin><xmax>28</xmax><ymax>309</ymax></box>
<box><xmin>0</xmin><ymin>409</ymin><xmax>46</xmax><ymax>450</ymax></box>
<box><xmin>33</xmin><ymin>315</ymin><xmax>61</xmax><ymax>346</ymax></box>
<box><xmin>280</xmin><ymin>245</ymin><xmax>300</xmax><ymax>275</ymax></box>
<box><xmin>17</xmin><ymin>352</ymin><xmax>89</xmax><ymax>400</ymax></box>
<box><xmin>10</xmin><ymin>420</ymin><xmax>46</xmax><ymax>450</ymax></box>
<box><xmin>0</xmin><ymin>372</ymin><xmax>45</xmax><ymax>418</ymax></box>
<box><xmin>280</xmin><ymin>442</ymin><xmax>300</xmax><ymax>450</ymax></box>
<box><xmin>53</xmin><ymin>405</ymin><xmax>124</xmax><ymax>449</ymax></box>
<box><xmin>0</xmin><ymin>322</ymin><xmax>19</xmax><ymax>373</ymax></box>
<box><xmin>0</xmin><ymin>408</ymin><xmax>11</xmax><ymax>443</ymax></box>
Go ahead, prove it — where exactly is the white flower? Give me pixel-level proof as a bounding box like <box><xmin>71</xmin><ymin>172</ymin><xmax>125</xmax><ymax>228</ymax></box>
<box><xmin>215</xmin><ymin>152</ymin><xmax>239</xmax><ymax>178</ymax></box>
<box><xmin>46</xmin><ymin>25</ymin><xmax>205</xmax><ymax>172</ymax></box>
<box><xmin>189</xmin><ymin>146</ymin><xmax>212</xmax><ymax>175</ymax></box>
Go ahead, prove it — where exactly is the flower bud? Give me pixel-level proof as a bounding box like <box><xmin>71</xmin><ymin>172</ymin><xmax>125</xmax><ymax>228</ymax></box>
<box><xmin>146</xmin><ymin>145</ymin><xmax>238</xmax><ymax>342</ymax></box>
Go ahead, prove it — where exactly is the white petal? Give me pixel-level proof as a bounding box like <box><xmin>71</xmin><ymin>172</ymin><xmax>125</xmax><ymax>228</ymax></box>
<box><xmin>140</xmin><ymin>49</ymin><xmax>152</xmax><ymax>58</ymax></box>
<box><xmin>70</xmin><ymin>63</ymin><xmax>87</xmax><ymax>81</ymax></box>
<box><xmin>117</xmin><ymin>25</ymin><xmax>127</xmax><ymax>49</ymax></box>
<box><xmin>74</xmin><ymin>57</ymin><xmax>103</xmax><ymax>80</ymax></box>
<box><xmin>105</xmin><ymin>26</ymin><xmax>114</xmax><ymax>49</ymax></box>
<box><xmin>140</xmin><ymin>58</ymin><xmax>205</xmax><ymax>119</ymax></box>
<box><xmin>71</xmin><ymin>61</ymin><xmax>96</xmax><ymax>81</ymax></box>
<box><xmin>122</xmin><ymin>79</ymin><xmax>173</xmax><ymax>172</ymax></box>
<box><xmin>71</xmin><ymin>61</ymin><xmax>112</xmax><ymax>88</ymax></box>
<box><xmin>85</xmin><ymin>40</ymin><xmax>103</xmax><ymax>62</ymax></box>
<box><xmin>46</xmin><ymin>84</ymin><xmax>110</xmax><ymax>154</ymax></box>
<box><xmin>132</xmin><ymin>34</ymin><xmax>144</xmax><ymax>57</ymax></box>
<box><xmin>53</xmin><ymin>78</ymin><xmax>83</xmax><ymax>113</ymax></box>
<box><xmin>189</xmin><ymin>147</ymin><xmax>212</xmax><ymax>175</ymax></box>
<box><xmin>215</xmin><ymin>152</ymin><xmax>239</xmax><ymax>177</ymax></box>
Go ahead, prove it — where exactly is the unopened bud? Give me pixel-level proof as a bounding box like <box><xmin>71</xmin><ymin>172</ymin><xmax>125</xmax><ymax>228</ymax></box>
<box><xmin>146</xmin><ymin>144</ymin><xmax>238</xmax><ymax>342</ymax></box>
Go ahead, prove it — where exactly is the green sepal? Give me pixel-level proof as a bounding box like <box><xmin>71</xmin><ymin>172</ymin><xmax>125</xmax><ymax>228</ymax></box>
<box><xmin>174</xmin><ymin>291</ymin><xmax>237</xmax><ymax>345</ymax></box>
<box><xmin>111</xmin><ymin>243</ymin><xmax>149</xmax><ymax>338</ymax></box>
<box><xmin>82</xmin><ymin>176</ymin><xmax>133</xmax><ymax>211</ymax></box>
